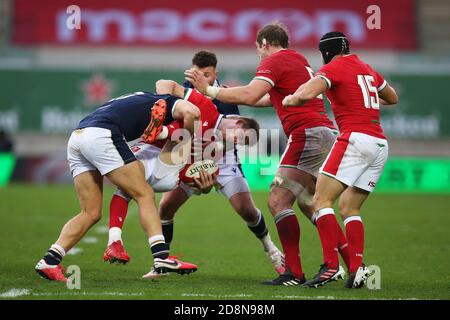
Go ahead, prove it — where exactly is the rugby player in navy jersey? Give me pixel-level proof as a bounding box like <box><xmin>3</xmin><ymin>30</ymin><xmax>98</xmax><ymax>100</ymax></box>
<box><xmin>35</xmin><ymin>92</ymin><xmax>200</xmax><ymax>282</ymax></box>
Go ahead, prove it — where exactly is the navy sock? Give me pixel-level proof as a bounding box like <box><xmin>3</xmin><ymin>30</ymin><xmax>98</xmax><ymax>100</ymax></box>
<box><xmin>248</xmin><ymin>212</ymin><xmax>269</xmax><ymax>239</ymax></box>
<box><xmin>162</xmin><ymin>220</ymin><xmax>174</xmax><ymax>249</ymax></box>
<box><xmin>43</xmin><ymin>249</ymin><xmax>63</xmax><ymax>265</ymax></box>
<box><xmin>151</xmin><ymin>243</ymin><xmax>169</xmax><ymax>260</ymax></box>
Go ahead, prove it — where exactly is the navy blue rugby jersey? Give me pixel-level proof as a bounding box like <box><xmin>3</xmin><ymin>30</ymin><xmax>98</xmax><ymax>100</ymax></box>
<box><xmin>76</xmin><ymin>92</ymin><xmax>179</xmax><ymax>141</ymax></box>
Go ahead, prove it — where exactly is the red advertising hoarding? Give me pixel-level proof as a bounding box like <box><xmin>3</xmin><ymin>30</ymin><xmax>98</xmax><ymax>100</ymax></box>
<box><xmin>12</xmin><ymin>0</ymin><xmax>416</xmax><ymax>49</ymax></box>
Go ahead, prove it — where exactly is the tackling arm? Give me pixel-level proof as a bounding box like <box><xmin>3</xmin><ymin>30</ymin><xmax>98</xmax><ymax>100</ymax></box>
<box><xmin>282</xmin><ymin>76</ymin><xmax>327</xmax><ymax>107</ymax></box>
<box><xmin>172</xmin><ymin>100</ymin><xmax>200</xmax><ymax>134</ymax></box>
<box><xmin>184</xmin><ymin>68</ymin><xmax>271</xmax><ymax>106</ymax></box>
<box><xmin>253</xmin><ymin>93</ymin><xmax>272</xmax><ymax>108</ymax></box>
<box><xmin>155</xmin><ymin>79</ymin><xmax>185</xmax><ymax>98</ymax></box>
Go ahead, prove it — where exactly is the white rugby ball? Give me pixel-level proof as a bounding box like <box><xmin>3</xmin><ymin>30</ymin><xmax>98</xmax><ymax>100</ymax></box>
<box><xmin>179</xmin><ymin>159</ymin><xmax>219</xmax><ymax>184</ymax></box>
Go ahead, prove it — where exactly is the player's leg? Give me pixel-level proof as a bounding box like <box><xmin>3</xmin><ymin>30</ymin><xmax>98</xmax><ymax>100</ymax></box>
<box><xmin>36</xmin><ymin>169</ymin><xmax>103</xmax><ymax>282</ymax></box>
<box><xmin>339</xmin><ymin>136</ymin><xmax>388</xmax><ymax>288</ymax></box>
<box><xmin>104</xmin><ymin>190</ymin><xmax>131</xmax><ymax>264</ymax></box>
<box><xmin>107</xmin><ymin>158</ymin><xmax>197</xmax><ymax>276</ymax></box>
<box><xmin>304</xmin><ymin>132</ymin><xmax>373</xmax><ymax>287</ymax></box>
<box><xmin>106</xmin><ymin>161</ymin><xmax>164</xmax><ymax>253</ymax></box>
<box><xmin>140</xmin><ymin>185</ymin><xmax>194</xmax><ymax>279</ymax></box>
<box><xmin>158</xmin><ymin>186</ymin><xmax>191</xmax><ymax>250</ymax></box>
<box><xmin>339</xmin><ymin>186</ymin><xmax>370</xmax><ymax>286</ymax></box>
<box><xmin>302</xmin><ymin>173</ymin><xmax>347</xmax><ymax>288</ymax></box>
<box><xmin>265</xmin><ymin>166</ymin><xmax>311</xmax><ymax>284</ymax></box>
<box><xmin>220</xmin><ymin>175</ymin><xmax>285</xmax><ymax>275</ymax></box>
<box><xmin>36</xmin><ymin>129</ymin><xmax>106</xmax><ymax>281</ymax></box>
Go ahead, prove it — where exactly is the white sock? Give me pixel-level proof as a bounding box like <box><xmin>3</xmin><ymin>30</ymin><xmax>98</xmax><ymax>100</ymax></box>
<box><xmin>148</xmin><ymin>234</ymin><xmax>165</xmax><ymax>247</ymax></box>
<box><xmin>108</xmin><ymin>227</ymin><xmax>123</xmax><ymax>245</ymax></box>
<box><xmin>157</xmin><ymin>126</ymin><xmax>169</xmax><ymax>140</ymax></box>
<box><xmin>260</xmin><ymin>233</ymin><xmax>277</xmax><ymax>252</ymax></box>
<box><xmin>50</xmin><ymin>243</ymin><xmax>66</xmax><ymax>258</ymax></box>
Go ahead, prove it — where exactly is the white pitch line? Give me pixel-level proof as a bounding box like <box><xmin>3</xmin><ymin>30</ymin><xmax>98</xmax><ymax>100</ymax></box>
<box><xmin>66</xmin><ymin>247</ymin><xmax>83</xmax><ymax>255</ymax></box>
<box><xmin>272</xmin><ymin>295</ymin><xmax>337</xmax><ymax>300</ymax></box>
<box><xmin>30</xmin><ymin>292</ymin><xmax>144</xmax><ymax>297</ymax></box>
<box><xmin>94</xmin><ymin>225</ymin><xmax>109</xmax><ymax>234</ymax></box>
<box><xmin>0</xmin><ymin>289</ymin><xmax>31</xmax><ymax>298</ymax></box>
<box><xmin>178</xmin><ymin>293</ymin><xmax>253</xmax><ymax>298</ymax></box>
<box><xmin>82</xmin><ymin>236</ymin><xmax>98</xmax><ymax>244</ymax></box>
<box><xmin>1</xmin><ymin>289</ymin><xmax>424</xmax><ymax>300</ymax></box>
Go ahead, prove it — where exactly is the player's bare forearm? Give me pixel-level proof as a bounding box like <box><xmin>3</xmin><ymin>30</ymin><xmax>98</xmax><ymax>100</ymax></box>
<box><xmin>380</xmin><ymin>98</ymin><xmax>392</xmax><ymax>106</ymax></box>
<box><xmin>173</xmin><ymin>100</ymin><xmax>200</xmax><ymax>134</ymax></box>
<box><xmin>155</xmin><ymin>79</ymin><xmax>184</xmax><ymax>98</ymax></box>
<box><xmin>183</xmin><ymin>112</ymin><xmax>198</xmax><ymax>134</ymax></box>
<box><xmin>251</xmin><ymin>93</ymin><xmax>272</xmax><ymax>108</ymax></box>
<box><xmin>215</xmin><ymin>86</ymin><xmax>259</xmax><ymax>105</ymax></box>
<box><xmin>379</xmin><ymin>84</ymin><xmax>399</xmax><ymax>105</ymax></box>
<box><xmin>184</xmin><ymin>69</ymin><xmax>271</xmax><ymax>106</ymax></box>
<box><xmin>282</xmin><ymin>76</ymin><xmax>327</xmax><ymax>107</ymax></box>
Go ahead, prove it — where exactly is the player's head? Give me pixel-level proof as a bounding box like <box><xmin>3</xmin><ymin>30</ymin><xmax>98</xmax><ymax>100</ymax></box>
<box><xmin>318</xmin><ymin>31</ymin><xmax>350</xmax><ymax>65</ymax></box>
<box><xmin>221</xmin><ymin>116</ymin><xmax>260</xmax><ymax>146</ymax></box>
<box><xmin>192</xmin><ymin>51</ymin><xmax>218</xmax><ymax>86</ymax></box>
<box><xmin>256</xmin><ymin>23</ymin><xmax>289</xmax><ymax>59</ymax></box>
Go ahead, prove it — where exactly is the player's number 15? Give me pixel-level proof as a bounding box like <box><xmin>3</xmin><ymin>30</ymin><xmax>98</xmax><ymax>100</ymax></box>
<box><xmin>357</xmin><ymin>75</ymin><xmax>380</xmax><ymax>110</ymax></box>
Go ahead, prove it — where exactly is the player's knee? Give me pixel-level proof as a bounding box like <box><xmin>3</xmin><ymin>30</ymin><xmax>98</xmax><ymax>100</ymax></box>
<box><xmin>267</xmin><ymin>194</ymin><xmax>288</xmax><ymax>216</ymax></box>
<box><xmin>297</xmin><ymin>200</ymin><xmax>314</xmax><ymax>220</ymax></box>
<box><xmin>81</xmin><ymin>208</ymin><xmax>102</xmax><ymax>224</ymax></box>
<box><xmin>235</xmin><ymin>203</ymin><xmax>258</xmax><ymax>222</ymax></box>
<box><xmin>312</xmin><ymin>193</ymin><xmax>332</xmax><ymax>212</ymax></box>
<box><xmin>128</xmin><ymin>184</ymin><xmax>154</xmax><ymax>202</ymax></box>
<box><xmin>338</xmin><ymin>203</ymin><xmax>359</xmax><ymax>219</ymax></box>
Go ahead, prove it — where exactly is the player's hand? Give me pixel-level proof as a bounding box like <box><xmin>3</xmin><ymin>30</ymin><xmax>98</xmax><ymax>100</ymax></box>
<box><xmin>192</xmin><ymin>169</ymin><xmax>217</xmax><ymax>194</ymax></box>
<box><xmin>282</xmin><ymin>94</ymin><xmax>298</xmax><ymax>108</ymax></box>
<box><xmin>184</xmin><ymin>68</ymin><xmax>209</xmax><ymax>94</ymax></box>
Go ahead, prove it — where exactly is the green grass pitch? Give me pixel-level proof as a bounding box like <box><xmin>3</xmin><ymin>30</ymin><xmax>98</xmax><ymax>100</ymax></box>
<box><xmin>0</xmin><ymin>184</ymin><xmax>449</xmax><ymax>300</ymax></box>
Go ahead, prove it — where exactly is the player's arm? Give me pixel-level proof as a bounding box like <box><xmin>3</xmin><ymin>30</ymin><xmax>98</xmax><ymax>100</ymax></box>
<box><xmin>253</xmin><ymin>93</ymin><xmax>272</xmax><ymax>108</ymax></box>
<box><xmin>155</xmin><ymin>79</ymin><xmax>185</xmax><ymax>98</ymax></box>
<box><xmin>378</xmin><ymin>83</ymin><xmax>398</xmax><ymax>105</ymax></box>
<box><xmin>184</xmin><ymin>68</ymin><xmax>271</xmax><ymax>106</ymax></box>
<box><xmin>172</xmin><ymin>100</ymin><xmax>200</xmax><ymax>134</ymax></box>
<box><xmin>282</xmin><ymin>76</ymin><xmax>327</xmax><ymax>107</ymax></box>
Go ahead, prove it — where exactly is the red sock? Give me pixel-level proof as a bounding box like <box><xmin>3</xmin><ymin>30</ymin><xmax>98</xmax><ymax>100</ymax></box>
<box><xmin>315</xmin><ymin>208</ymin><xmax>339</xmax><ymax>269</ymax></box>
<box><xmin>109</xmin><ymin>194</ymin><xmax>130</xmax><ymax>229</ymax></box>
<box><xmin>275</xmin><ymin>209</ymin><xmax>303</xmax><ymax>278</ymax></box>
<box><xmin>335</xmin><ymin>219</ymin><xmax>351</xmax><ymax>270</ymax></box>
<box><xmin>345</xmin><ymin>216</ymin><xmax>364</xmax><ymax>273</ymax></box>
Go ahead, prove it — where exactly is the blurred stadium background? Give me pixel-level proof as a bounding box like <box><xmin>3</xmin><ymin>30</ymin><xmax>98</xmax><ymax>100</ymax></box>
<box><xmin>0</xmin><ymin>0</ymin><xmax>450</xmax><ymax>192</ymax></box>
<box><xmin>0</xmin><ymin>0</ymin><xmax>449</xmax><ymax>300</ymax></box>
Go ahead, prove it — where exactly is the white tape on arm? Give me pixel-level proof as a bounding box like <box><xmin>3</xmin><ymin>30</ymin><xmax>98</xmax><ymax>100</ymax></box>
<box><xmin>206</xmin><ymin>86</ymin><xmax>220</xmax><ymax>99</ymax></box>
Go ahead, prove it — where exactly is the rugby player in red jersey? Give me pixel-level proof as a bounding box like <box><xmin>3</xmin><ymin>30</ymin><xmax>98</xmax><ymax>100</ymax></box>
<box><xmin>283</xmin><ymin>31</ymin><xmax>398</xmax><ymax>288</ymax></box>
<box><xmin>185</xmin><ymin>23</ymin><xmax>350</xmax><ymax>286</ymax></box>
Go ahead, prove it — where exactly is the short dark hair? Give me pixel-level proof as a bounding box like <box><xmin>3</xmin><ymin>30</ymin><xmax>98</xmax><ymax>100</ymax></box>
<box><xmin>256</xmin><ymin>23</ymin><xmax>289</xmax><ymax>48</ymax></box>
<box><xmin>192</xmin><ymin>51</ymin><xmax>217</xmax><ymax>68</ymax></box>
<box><xmin>238</xmin><ymin>116</ymin><xmax>260</xmax><ymax>142</ymax></box>
<box><xmin>319</xmin><ymin>31</ymin><xmax>350</xmax><ymax>64</ymax></box>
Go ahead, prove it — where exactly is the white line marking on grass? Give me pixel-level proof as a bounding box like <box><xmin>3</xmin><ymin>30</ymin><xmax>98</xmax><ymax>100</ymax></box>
<box><xmin>67</xmin><ymin>247</ymin><xmax>83</xmax><ymax>255</ymax></box>
<box><xmin>31</xmin><ymin>292</ymin><xmax>144</xmax><ymax>297</ymax></box>
<box><xmin>94</xmin><ymin>225</ymin><xmax>108</xmax><ymax>234</ymax></box>
<box><xmin>82</xmin><ymin>236</ymin><xmax>98</xmax><ymax>244</ymax></box>
<box><xmin>163</xmin><ymin>293</ymin><xmax>253</xmax><ymax>298</ymax></box>
<box><xmin>272</xmin><ymin>295</ymin><xmax>337</xmax><ymax>300</ymax></box>
<box><xmin>0</xmin><ymin>289</ymin><xmax>31</xmax><ymax>298</ymax></box>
